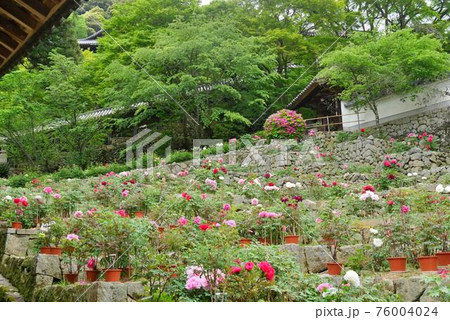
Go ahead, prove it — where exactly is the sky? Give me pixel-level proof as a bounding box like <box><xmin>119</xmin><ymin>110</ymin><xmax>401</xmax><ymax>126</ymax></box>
<box><xmin>201</xmin><ymin>0</ymin><xmax>212</xmax><ymax>5</ymax></box>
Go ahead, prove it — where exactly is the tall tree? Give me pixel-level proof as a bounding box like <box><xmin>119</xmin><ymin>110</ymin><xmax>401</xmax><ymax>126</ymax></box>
<box><xmin>319</xmin><ymin>29</ymin><xmax>450</xmax><ymax>127</ymax></box>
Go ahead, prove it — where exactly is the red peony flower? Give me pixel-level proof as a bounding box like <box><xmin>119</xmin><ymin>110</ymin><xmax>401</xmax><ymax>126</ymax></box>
<box><xmin>268</xmin><ymin>182</ymin><xmax>274</xmax><ymax>187</ymax></box>
<box><xmin>258</xmin><ymin>261</ymin><xmax>275</xmax><ymax>281</ymax></box>
<box><xmin>199</xmin><ymin>224</ymin><xmax>210</xmax><ymax>232</ymax></box>
<box><xmin>264</xmin><ymin>173</ymin><xmax>271</xmax><ymax>178</ymax></box>
<box><xmin>186</xmin><ymin>195</ymin><xmax>192</xmax><ymax>201</ymax></box>
<box><xmin>387</xmin><ymin>174</ymin><xmax>396</xmax><ymax>180</ymax></box>
<box><xmin>361</xmin><ymin>128</ymin><xmax>365</xmax><ymax>133</ymax></box>
<box><xmin>101</xmin><ymin>181</ymin><xmax>107</xmax><ymax>186</ymax></box>
<box><xmin>130</xmin><ymin>180</ymin><xmax>136</xmax><ymax>184</ymax></box>
<box><xmin>362</xmin><ymin>185</ymin><xmax>375</xmax><ymax>193</ymax></box>
<box><xmin>387</xmin><ymin>200</ymin><xmax>394</xmax><ymax>206</ymax></box>
<box><xmin>21</xmin><ymin>200</ymin><xmax>28</xmax><ymax>207</ymax></box>
<box><xmin>13</xmin><ymin>198</ymin><xmax>20</xmax><ymax>204</ymax></box>
<box><xmin>230</xmin><ymin>266</ymin><xmax>241</xmax><ymax>274</ymax></box>
<box><xmin>181</xmin><ymin>192</ymin><xmax>187</xmax><ymax>198</ymax></box>
<box><xmin>213</xmin><ymin>168</ymin><xmax>219</xmax><ymax>174</ymax></box>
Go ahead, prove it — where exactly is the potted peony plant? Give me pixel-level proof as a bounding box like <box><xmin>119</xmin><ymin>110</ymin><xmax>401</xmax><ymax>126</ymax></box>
<box><xmin>434</xmin><ymin>209</ymin><xmax>450</xmax><ymax>267</ymax></box>
<box><xmin>61</xmin><ymin>233</ymin><xmax>82</xmax><ymax>284</ymax></box>
<box><xmin>382</xmin><ymin>207</ymin><xmax>413</xmax><ymax>272</ymax></box>
<box><xmin>415</xmin><ymin>213</ymin><xmax>442</xmax><ymax>271</ymax></box>
<box><xmin>317</xmin><ymin>209</ymin><xmax>352</xmax><ymax>275</ymax></box>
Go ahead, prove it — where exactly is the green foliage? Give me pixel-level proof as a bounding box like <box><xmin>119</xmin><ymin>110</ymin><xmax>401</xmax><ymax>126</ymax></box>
<box><xmin>335</xmin><ymin>131</ymin><xmax>361</xmax><ymax>143</ymax></box>
<box><xmin>320</xmin><ymin>29</ymin><xmax>450</xmax><ymax>126</ymax></box>
<box><xmin>167</xmin><ymin>151</ymin><xmax>193</xmax><ymax>164</ymax></box>
<box><xmin>0</xmin><ymin>286</ymin><xmax>14</xmax><ymax>302</ymax></box>
<box><xmin>0</xmin><ymin>163</ymin><xmax>9</xmax><ymax>178</ymax></box>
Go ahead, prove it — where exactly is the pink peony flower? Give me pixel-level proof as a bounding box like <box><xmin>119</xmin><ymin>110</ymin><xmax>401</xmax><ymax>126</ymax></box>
<box><xmin>66</xmin><ymin>233</ymin><xmax>79</xmax><ymax>241</ymax></box>
<box><xmin>317</xmin><ymin>283</ymin><xmax>333</xmax><ymax>292</ymax></box>
<box><xmin>178</xmin><ymin>216</ymin><xmax>188</xmax><ymax>226</ymax></box>
<box><xmin>238</xmin><ymin>179</ymin><xmax>245</xmax><ymax>185</ymax></box>
<box><xmin>251</xmin><ymin>198</ymin><xmax>259</xmax><ymax>206</ymax></box>
<box><xmin>193</xmin><ymin>216</ymin><xmax>202</xmax><ymax>225</ymax></box>
<box><xmin>122</xmin><ymin>190</ymin><xmax>129</xmax><ymax>197</ymax></box>
<box><xmin>315</xmin><ymin>218</ymin><xmax>323</xmax><ymax>223</ymax></box>
<box><xmin>224</xmin><ymin>220</ymin><xmax>236</xmax><ymax>227</ymax></box>
<box><xmin>53</xmin><ymin>193</ymin><xmax>62</xmax><ymax>199</ymax></box>
<box><xmin>201</xmin><ymin>193</ymin><xmax>207</xmax><ymax>199</ymax></box>
<box><xmin>73</xmin><ymin>211</ymin><xmax>83</xmax><ymax>218</ymax></box>
<box><xmin>223</xmin><ymin>203</ymin><xmax>231</xmax><ymax>211</ymax></box>
<box><xmin>43</xmin><ymin>187</ymin><xmax>53</xmax><ymax>194</ymax></box>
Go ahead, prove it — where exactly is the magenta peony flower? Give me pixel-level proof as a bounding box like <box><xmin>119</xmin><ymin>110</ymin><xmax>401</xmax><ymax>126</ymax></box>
<box><xmin>223</xmin><ymin>203</ymin><xmax>231</xmax><ymax>211</ymax></box>
<box><xmin>244</xmin><ymin>262</ymin><xmax>254</xmax><ymax>271</ymax></box>
<box><xmin>401</xmin><ymin>205</ymin><xmax>410</xmax><ymax>214</ymax></box>
<box><xmin>87</xmin><ymin>258</ymin><xmax>96</xmax><ymax>269</ymax></box>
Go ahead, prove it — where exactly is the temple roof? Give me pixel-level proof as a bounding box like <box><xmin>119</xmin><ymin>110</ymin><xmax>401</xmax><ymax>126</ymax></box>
<box><xmin>0</xmin><ymin>0</ymin><xmax>85</xmax><ymax>77</ymax></box>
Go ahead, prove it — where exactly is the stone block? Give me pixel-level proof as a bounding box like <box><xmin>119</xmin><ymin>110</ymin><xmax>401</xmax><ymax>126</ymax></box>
<box><xmin>337</xmin><ymin>245</ymin><xmax>363</xmax><ymax>264</ymax></box>
<box><xmin>4</xmin><ymin>234</ymin><xmax>30</xmax><ymax>257</ymax></box>
<box><xmin>35</xmin><ymin>254</ymin><xmax>62</xmax><ymax>279</ymax></box>
<box><xmin>304</xmin><ymin>245</ymin><xmax>332</xmax><ymax>273</ymax></box>
<box><xmin>126</xmin><ymin>282</ymin><xmax>145</xmax><ymax>300</ymax></box>
<box><xmin>35</xmin><ymin>274</ymin><xmax>54</xmax><ymax>287</ymax></box>
<box><xmin>89</xmin><ymin>282</ymin><xmax>127</xmax><ymax>302</ymax></box>
<box><xmin>394</xmin><ymin>276</ymin><xmax>426</xmax><ymax>302</ymax></box>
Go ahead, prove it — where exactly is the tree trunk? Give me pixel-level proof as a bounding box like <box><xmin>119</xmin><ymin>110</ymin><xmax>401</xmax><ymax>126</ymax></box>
<box><xmin>370</xmin><ymin>103</ymin><xmax>380</xmax><ymax>130</ymax></box>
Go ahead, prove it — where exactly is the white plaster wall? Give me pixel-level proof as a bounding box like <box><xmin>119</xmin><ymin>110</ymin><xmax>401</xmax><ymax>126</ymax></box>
<box><xmin>341</xmin><ymin>78</ymin><xmax>450</xmax><ymax>131</ymax></box>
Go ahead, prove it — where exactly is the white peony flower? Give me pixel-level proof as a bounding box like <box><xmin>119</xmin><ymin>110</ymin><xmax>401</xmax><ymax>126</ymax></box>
<box><xmin>369</xmin><ymin>228</ymin><xmax>378</xmax><ymax>234</ymax></box>
<box><xmin>371</xmin><ymin>194</ymin><xmax>380</xmax><ymax>201</ymax></box>
<box><xmin>412</xmin><ymin>172</ymin><xmax>418</xmax><ymax>176</ymax></box>
<box><xmin>421</xmin><ymin>177</ymin><xmax>427</xmax><ymax>180</ymax></box>
<box><xmin>445</xmin><ymin>186</ymin><xmax>450</xmax><ymax>194</ymax></box>
<box><xmin>436</xmin><ymin>184</ymin><xmax>444</xmax><ymax>193</ymax></box>
<box><xmin>407</xmin><ymin>173</ymin><xmax>413</xmax><ymax>177</ymax></box>
<box><xmin>373</xmin><ymin>238</ymin><xmax>383</xmax><ymax>247</ymax></box>
<box><xmin>4</xmin><ymin>195</ymin><xmax>12</xmax><ymax>201</ymax></box>
<box><xmin>344</xmin><ymin>270</ymin><xmax>360</xmax><ymax>287</ymax></box>
<box><xmin>295</xmin><ymin>182</ymin><xmax>302</xmax><ymax>188</ymax></box>
<box><xmin>285</xmin><ymin>182</ymin><xmax>296</xmax><ymax>189</ymax></box>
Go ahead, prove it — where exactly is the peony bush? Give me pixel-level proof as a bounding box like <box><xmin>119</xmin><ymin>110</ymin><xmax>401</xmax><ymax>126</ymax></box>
<box><xmin>264</xmin><ymin>109</ymin><xmax>306</xmax><ymax>140</ymax></box>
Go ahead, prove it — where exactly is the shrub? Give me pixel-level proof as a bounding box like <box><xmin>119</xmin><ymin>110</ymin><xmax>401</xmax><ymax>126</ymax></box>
<box><xmin>264</xmin><ymin>109</ymin><xmax>306</xmax><ymax>140</ymax></box>
<box><xmin>53</xmin><ymin>166</ymin><xmax>85</xmax><ymax>181</ymax></box>
<box><xmin>0</xmin><ymin>163</ymin><xmax>9</xmax><ymax>178</ymax></box>
<box><xmin>6</xmin><ymin>174</ymin><xmax>32</xmax><ymax>188</ymax></box>
<box><xmin>167</xmin><ymin>151</ymin><xmax>193</xmax><ymax>164</ymax></box>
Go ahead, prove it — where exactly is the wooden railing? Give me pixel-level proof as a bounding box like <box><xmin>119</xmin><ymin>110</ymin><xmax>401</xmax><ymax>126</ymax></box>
<box><xmin>305</xmin><ymin>112</ymin><xmax>366</xmax><ymax>132</ymax></box>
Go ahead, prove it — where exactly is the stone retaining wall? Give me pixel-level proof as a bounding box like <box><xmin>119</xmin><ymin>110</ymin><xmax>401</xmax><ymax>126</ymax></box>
<box><xmin>379</xmin><ymin>107</ymin><xmax>449</xmax><ymax>141</ymax></box>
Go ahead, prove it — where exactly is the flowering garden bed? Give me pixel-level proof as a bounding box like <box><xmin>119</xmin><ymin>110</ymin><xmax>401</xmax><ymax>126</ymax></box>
<box><xmin>0</xmin><ymin>133</ymin><xmax>449</xmax><ymax>302</ymax></box>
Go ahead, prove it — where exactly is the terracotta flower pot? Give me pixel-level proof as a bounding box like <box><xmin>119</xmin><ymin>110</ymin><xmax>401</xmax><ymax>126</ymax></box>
<box><xmin>104</xmin><ymin>269</ymin><xmax>122</xmax><ymax>282</ymax></box>
<box><xmin>11</xmin><ymin>222</ymin><xmax>22</xmax><ymax>229</ymax></box>
<box><xmin>387</xmin><ymin>257</ymin><xmax>407</xmax><ymax>272</ymax></box>
<box><xmin>258</xmin><ymin>237</ymin><xmax>271</xmax><ymax>245</ymax></box>
<box><xmin>436</xmin><ymin>252</ymin><xmax>450</xmax><ymax>266</ymax></box>
<box><xmin>327</xmin><ymin>262</ymin><xmax>343</xmax><ymax>275</ymax></box>
<box><xmin>40</xmin><ymin>247</ymin><xmax>53</xmax><ymax>255</ymax></box>
<box><xmin>64</xmin><ymin>273</ymin><xmax>78</xmax><ymax>284</ymax></box>
<box><xmin>134</xmin><ymin>211</ymin><xmax>145</xmax><ymax>219</ymax></box>
<box><xmin>284</xmin><ymin>235</ymin><xmax>299</xmax><ymax>244</ymax></box>
<box><xmin>239</xmin><ymin>238</ymin><xmax>252</xmax><ymax>247</ymax></box>
<box><xmin>418</xmin><ymin>256</ymin><xmax>438</xmax><ymax>272</ymax></box>
<box><xmin>85</xmin><ymin>270</ymin><xmax>100</xmax><ymax>283</ymax></box>
<box><xmin>50</xmin><ymin>247</ymin><xmax>62</xmax><ymax>256</ymax></box>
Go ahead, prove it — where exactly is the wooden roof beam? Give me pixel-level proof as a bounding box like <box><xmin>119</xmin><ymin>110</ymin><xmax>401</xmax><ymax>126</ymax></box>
<box><xmin>0</xmin><ymin>16</ymin><xmax>27</xmax><ymax>42</ymax></box>
<box><xmin>0</xmin><ymin>43</ymin><xmax>12</xmax><ymax>60</ymax></box>
<box><xmin>0</xmin><ymin>31</ymin><xmax>19</xmax><ymax>51</ymax></box>
<box><xmin>0</xmin><ymin>3</ymin><xmax>39</xmax><ymax>31</ymax></box>
<box><xmin>14</xmin><ymin>0</ymin><xmax>50</xmax><ymax>21</ymax></box>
